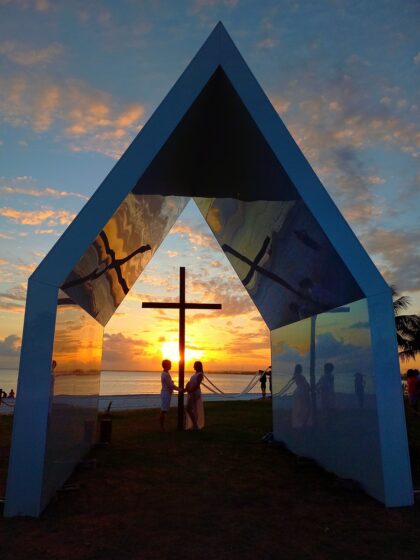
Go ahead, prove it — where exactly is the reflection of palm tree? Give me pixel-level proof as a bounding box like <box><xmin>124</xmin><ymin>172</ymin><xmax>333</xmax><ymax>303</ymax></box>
<box><xmin>393</xmin><ymin>288</ymin><xmax>420</xmax><ymax>361</ymax></box>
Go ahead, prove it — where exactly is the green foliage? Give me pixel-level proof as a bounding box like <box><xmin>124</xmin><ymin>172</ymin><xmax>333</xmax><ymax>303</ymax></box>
<box><xmin>393</xmin><ymin>287</ymin><xmax>420</xmax><ymax>361</ymax></box>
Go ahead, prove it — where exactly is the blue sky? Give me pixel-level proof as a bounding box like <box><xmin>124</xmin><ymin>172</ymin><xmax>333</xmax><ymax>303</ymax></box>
<box><xmin>0</xmin><ymin>0</ymin><xmax>418</xmax><ymax>370</ymax></box>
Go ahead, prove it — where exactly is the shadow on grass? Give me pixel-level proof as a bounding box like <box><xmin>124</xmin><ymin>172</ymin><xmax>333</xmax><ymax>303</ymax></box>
<box><xmin>0</xmin><ymin>400</ymin><xmax>420</xmax><ymax>560</ymax></box>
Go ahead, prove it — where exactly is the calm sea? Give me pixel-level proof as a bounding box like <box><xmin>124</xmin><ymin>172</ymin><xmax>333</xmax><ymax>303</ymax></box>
<box><xmin>0</xmin><ymin>369</ymin><xmax>261</xmax><ymax>396</ymax></box>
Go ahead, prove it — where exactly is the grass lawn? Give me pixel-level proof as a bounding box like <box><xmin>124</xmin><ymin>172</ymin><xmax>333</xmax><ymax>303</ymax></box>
<box><xmin>1</xmin><ymin>400</ymin><xmax>420</xmax><ymax>560</ymax></box>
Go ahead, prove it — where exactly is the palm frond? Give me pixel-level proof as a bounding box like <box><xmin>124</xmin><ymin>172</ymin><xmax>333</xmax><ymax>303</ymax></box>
<box><xmin>393</xmin><ymin>295</ymin><xmax>411</xmax><ymax>314</ymax></box>
<box><xmin>396</xmin><ymin>314</ymin><xmax>420</xmax><ymax>335</ymax></box>
<box><xmin>393</xmin><ymin>287</ymin><xmax>420</xmax><ymax>360</ymax></box>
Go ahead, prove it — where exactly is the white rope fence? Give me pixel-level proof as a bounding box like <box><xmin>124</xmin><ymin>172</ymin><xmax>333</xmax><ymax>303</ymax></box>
<box><xmin>0</xmin><ymin>397</ymin><xmax>16</xmax><ymax>408</ymax></box>
<box><xmin>202</xmin><ymin>372</ymin><xmax>296</xmax><ymax>400</ymax></box>
<box><xmin>271</xmin><ymin>377</ymin><xmax>295</xmax><ymax>397</ymax></box>
<box><xmin>202</xmin><ymin>372</ymin><xmax>261</xmax><ymax>398</ymax></box>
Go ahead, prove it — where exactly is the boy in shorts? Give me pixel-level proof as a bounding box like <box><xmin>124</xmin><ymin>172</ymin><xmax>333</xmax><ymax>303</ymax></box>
<box><xmin>160</xmin><ymin>359</ymin><xmax>180</xmax><ymax>431</ymax></box>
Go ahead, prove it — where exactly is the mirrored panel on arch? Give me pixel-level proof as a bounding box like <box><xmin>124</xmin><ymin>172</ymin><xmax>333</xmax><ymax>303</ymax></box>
<box><xmin>194</xmin><ymin>197</ymin><xmax>364</xmax><ymax>330</ymax></box>
<box><xmin>41</xmin><ymin>290</ymin><xmax>104</xmax><ymax>509</ymax></box>
<box><xmin>270</xmin><ymin>297</ymin><xmax>384</xmax><ymax>502</ymax></box>
<box><xmin>61</xmin><ymin>194</ymin><xmax>189</xmax><ymax>326</ymax></box>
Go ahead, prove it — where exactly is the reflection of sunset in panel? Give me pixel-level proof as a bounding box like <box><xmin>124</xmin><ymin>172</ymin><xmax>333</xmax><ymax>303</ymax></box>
<box><xmin>53</xmin><ymin>303</ymin><xmax>103</xmax><ymax>373</ymax></box>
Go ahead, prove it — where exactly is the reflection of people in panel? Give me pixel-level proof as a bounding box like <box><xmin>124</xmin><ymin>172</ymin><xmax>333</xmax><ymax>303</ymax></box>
<box><xmin>291</xmin><ymin>365</ymin><xmax>312</xmax><ymax>429</ymax></box>
<box><xmin>354</xmin><ymin>372</ymin><xmax>365</xmax><ymax>409</ymax></box>
<box><xmin>317</xmin><ymin>363</ymin><xmax>335</xmax><ymax>425</ymax></box>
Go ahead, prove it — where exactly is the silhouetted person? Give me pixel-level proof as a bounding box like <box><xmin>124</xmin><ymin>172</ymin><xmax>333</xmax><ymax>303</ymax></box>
<box><xmin>160</xmin><ymin>359</ymin><xmax>179</xmax><ymax>431</ymax></box>
<box><xmin>267</xmin><ymin>365</ymin><xmax>272</xmax><ymax>396</ymax></box>
<box><xmin>259</xmin><ymin>369</ymin><xmax>267</xmax><ymax>399</ymax></box>
<box><xmin>407</xmin><ymin>369</ymin><xmax>420</xmax><ymax>409</ymax></box>
<box><xmin>354</xmin><ymin>372</ymin><xmax>365</xmax><ymax>409</ymax></box>
<box><xmin>8</xmin><ymin>389</ymin><xmax>15</xmax><ymax>399</ymax></box>
<box><xmin>292</xmin><ymin>365</ymin><xmax>312</xmax><ymax>429</ymax></box>
<box><xmin>185</xmin><ymin>361</ymin><xmax>205</xmax><ymax>430</ymax></box>
<box><xmin>317</xmin><ymin>362</ymin><xmax>335</xmax><ymax>425</ymax></box>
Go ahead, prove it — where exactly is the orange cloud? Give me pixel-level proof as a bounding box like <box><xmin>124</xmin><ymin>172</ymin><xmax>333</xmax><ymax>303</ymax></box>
<box><xmin>0</xmin><ymin>185</ymin><xmax>88</xmax><ymax>200</ymax></box>
<box><xmin>0</xmin><ymin>0</ymin><xmax>51</xmax><ymax>11</ymax></box>
<box><xmin>0</xmin><ymin>334</ymin><xmax>21</xmax><ymax>354</ymax></box>
<box><xmin>0</xmin><ymin>207</ymin><xmax>75</xmax><ymax>225</ymax></box>
<box><xmin>270</xmin><ymin>96</ymin><xmax>290</xmax><ymax>114</ymax></box>
<box><xmin>0</xmin><ymin>75</ymin><xmax>145</xmax><ymax>157</ymax></box>
<box><xmin>170</xmin><ymin>223</ymin><xmax>218</xmax><ymax>249</ymax></box>
<box><xmin>0</xmin><ymin>281</ymin><xmax>27</xmax><ymax>315</ymax></box>
<box><xmin>0</xmin><ymin>41</ymin><xmax>63</xmax><ymax>66</ymax></box>
<box><xmin>342</xmin><ymin>204</ymin><xmax>382</xmax><ymax>223</ymax></box>
<box><xmin>102</xmin><ymin>332</ymin><xmax>151</xmax><ymax>369</ymax></box>
<box><xmin>359</xmin><ymin>227</ymin><xmax>420</xmax><ymax>291</ymax></box>
<box><xmin>34</xmin><ymin>229</ymin><xmax>58</xmax><ymax>235</ymax></box>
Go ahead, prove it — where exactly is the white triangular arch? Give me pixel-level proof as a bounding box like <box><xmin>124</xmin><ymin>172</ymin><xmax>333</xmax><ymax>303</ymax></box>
<box><xmin>5</xmin><ymin>23</ymin><xmax>412</xmax><ymax>516</ymax></box>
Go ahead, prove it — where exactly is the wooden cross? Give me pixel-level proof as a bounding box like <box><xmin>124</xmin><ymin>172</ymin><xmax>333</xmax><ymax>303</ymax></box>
<box><xmin>142</xmin><ymin>267</ymin><xmax>222</xmax><ymax>430</ymax></box>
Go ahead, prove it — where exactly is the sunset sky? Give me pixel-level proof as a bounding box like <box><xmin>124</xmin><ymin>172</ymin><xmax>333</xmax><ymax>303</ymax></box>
<box><xmin>0</xmin><ymin>1</ymin><xmax>419</xmax><ymax>372</ymax></box>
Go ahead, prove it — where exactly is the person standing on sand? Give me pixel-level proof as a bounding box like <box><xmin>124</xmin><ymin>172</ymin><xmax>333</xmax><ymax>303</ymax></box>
<box><xmin>259</xmin><ymin>369</ymin><xmax>267</xmax><ymax>399</ymax></box>
<box><xmin>267</xmin><ymin>365</ymin><xmax>272</xmax><ymax>396</ymax></box>
<box><xmin>160</xmin><ymin>359</ymin><xmax>180</xmax><ymax>431</ymax></box>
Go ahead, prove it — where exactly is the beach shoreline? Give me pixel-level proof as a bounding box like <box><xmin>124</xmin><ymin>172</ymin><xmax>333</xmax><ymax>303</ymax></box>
<box><xmin>0</xmin><ymin>393</ymin><xmax>265</xmax><ymax>415</ymax></box>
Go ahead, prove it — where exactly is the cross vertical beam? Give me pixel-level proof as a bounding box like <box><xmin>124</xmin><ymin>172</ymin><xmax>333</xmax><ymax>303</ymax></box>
<box><xmin>142</xmin><ymin>267</ymin><xmax>222</xmax><ymax>430</ymax></box>
<box><xmin>178</xmin><ymin>267</ymin><xmax>186</xmax><ymax>430</ymax></box>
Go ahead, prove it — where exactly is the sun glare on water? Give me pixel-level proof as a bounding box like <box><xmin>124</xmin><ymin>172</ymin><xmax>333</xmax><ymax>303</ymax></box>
<box><xmin>160</xmin><ymin>341</ymin><xmax>203</xmax><ymax>364</ymax></box>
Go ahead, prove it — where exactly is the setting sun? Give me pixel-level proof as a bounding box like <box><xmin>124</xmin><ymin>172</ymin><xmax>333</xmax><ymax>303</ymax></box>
<box><xmin>160</xmin><ymin>341</ymin><xmax>204</xmax><ymax>365</ymax></box>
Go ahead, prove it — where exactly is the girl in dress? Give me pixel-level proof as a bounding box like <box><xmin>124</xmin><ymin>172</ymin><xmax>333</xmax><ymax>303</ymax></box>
<box><xmin>185</xmin><ymin>361</ymin><xmax>205</xmax><ymax>430</ymax></box>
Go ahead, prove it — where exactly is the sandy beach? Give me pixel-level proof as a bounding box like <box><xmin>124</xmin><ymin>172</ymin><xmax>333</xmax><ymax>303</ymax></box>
<box><xmin>0</xmin><ymin>392</ymin><xmax>262</xmax><ymax>416</ymax></box>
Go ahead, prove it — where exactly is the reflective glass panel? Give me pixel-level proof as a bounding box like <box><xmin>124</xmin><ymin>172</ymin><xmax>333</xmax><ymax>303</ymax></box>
<box><xmin>61</xmin><ymin>194</ymin><xmax>188</xmax><ymax>325</ymax></box>
<box><xmin>271</xmin><ymin>298</ymin><xmax>384</xmax><ymax>501</ymax></box>
<box><xmin>41</xmin><ymin>291</ymin><xmax>103</xmax><ymax>508</ymax></box>
<box><xmin>195</xmin><ymin>197</ymin><xmax>364</xmax><ymax>330</ymax></box>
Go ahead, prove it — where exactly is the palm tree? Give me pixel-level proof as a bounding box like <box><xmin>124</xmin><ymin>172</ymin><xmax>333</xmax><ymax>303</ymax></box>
<box><xmin>392</xmin><ymin>288</ymin><xmax>420</xmax><ymax>361</ymax></box>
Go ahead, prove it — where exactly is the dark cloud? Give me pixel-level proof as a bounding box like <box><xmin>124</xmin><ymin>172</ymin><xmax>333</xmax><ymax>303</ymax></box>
<box><xmin>0</xmin><ymin>334</ymin><xmax>21</xmax><ymax>356</ymax></box>
<box><xmin>360</xmin><ymin>227</ymin><xmax>420</xmax><ymax>291</ymax></box>
<box><xmin>102</xmin><ymin>332</ymin><xmax>150</xmax><ymax>368</ymax></box>
<box><xmin>315</xmin><ymin>332</ymin><xmax>358</xmax><ymax>360</ymax></box>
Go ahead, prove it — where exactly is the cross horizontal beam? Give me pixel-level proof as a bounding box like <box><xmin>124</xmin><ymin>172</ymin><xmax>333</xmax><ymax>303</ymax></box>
<box><xmin>141</xmin><ymin>267</ymin><xmax>222</xmax><ymax>430</ymax></box>
<box><xmin>142</xmin><ymin>302</ymin><xmax>222</xmax><ymax>309</ymax></box>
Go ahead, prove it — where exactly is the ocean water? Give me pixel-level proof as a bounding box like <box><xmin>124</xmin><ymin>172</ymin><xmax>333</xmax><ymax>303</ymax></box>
<box><xmin>0</xmin><ymin>369</ymin><xmax>262</xmax><ymax>396</ymax></box>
